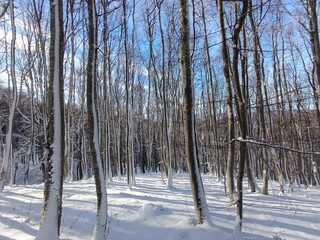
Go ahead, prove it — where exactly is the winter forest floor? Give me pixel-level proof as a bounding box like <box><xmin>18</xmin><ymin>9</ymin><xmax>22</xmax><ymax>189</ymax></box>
<box><xmin>0</xmin><ymin>173</ymin><xmax>320</xmax><ymax>240</ymax></box>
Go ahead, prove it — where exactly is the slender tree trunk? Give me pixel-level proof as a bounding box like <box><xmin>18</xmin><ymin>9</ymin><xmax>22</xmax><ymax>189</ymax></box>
<box><xmin>32</xmin><ymin>0</ymin><xmax>49</xmax><ymax>152</ymax></box>
<box><xmin>81</xmin><ymin>9</ymin><xmax>89</xmax><ymax>181</ymax></box>
<box><xmin>130</xmin><ymin>0</ymin><xmax>136</xmax><ymax>186</ymax></box>
<box><xmin>248</xmin><ymin>4</ymin><xmax>268</xmax><ymax>194</ymax></box>
<box><xmin>123</xmin><ymin>0</ymin><xmax>132</xmax><ymax>190</ymax></box>
<box><xmin>145</xmin><ymin>5</ymin><xmax>155</xmax><ymax>173</ymax></box>
<box><xmin>306</xmin><ymin>1</ymin><xmax>320</xmax><ymax>185</ymax></box>
<box><xmin>217</xmin><ymin>0</ymin><xmax>235</xmax><ymax>202</ymax></box>
<box><xmin>36</xmin><ymin>0</ymin><xmax>65</xmax><ymax>238</ymax></box>
<box><xmin>0</xmin><ymin>0</ymin><xmax>17</xmax><ymax>192</ymax></box>
<box><xmin>306</xmin><ymin>115</ymin><xmax>320</xmax><ymax>187</ymax></box>
<box><xmin>179</xmin><ymin>0</ymin><xmax>212</xmax><ymax>226</ymax></box>
<box><xmin>157</xmin><ymin>0</ymin><xmax>173</xmax><ymax>188</ymax></box>
<box><xmin>241</xmin><ymin>27</ymin><xmax>257</xmax><ymax>193</ymax></box>
<box><xmin>261</xmin><ymin>31</ymin><xmax>284</xmax><ymax>193</ymax></box>
<box><xmin>87</xmin><ymin>1</ymin><xmax>108</xmax><ymax>239</ymax></box>
<box><xmin>200</xmin><ymin>0</ymin><xmax>220</xmax><ymax>182</ymax></box>
<box><xmin>65</xmin><ymin>0</ymin><xmax>76</xmax><ymax>182</ymax></box>
<box><xmin>306</xmin><ymin>0</ymin><xmax>320</xmax><ymax>129</ymax></box>
<box><xmin>25</xmin><ymin>50</ymin><xmax>35</xmax><ymax>184</ymax></box>
<box><xmin>273</xmin><ymin>29</ymin><xmax>292</xmax><ymax>187</ymax></box>
<box><xmin>222</xmin><ymin>0</ymin><xmax>249</xmax><ymax>229</ymax></box>
<box><xmin>81</xmin><ymin>108</ymin><xmax>89</xmax><ymax>180</ymax></box>
<box><xmin>102</xmin><ymin>0</ymin><xmax>113</xmax><ymax>183</ymax></box>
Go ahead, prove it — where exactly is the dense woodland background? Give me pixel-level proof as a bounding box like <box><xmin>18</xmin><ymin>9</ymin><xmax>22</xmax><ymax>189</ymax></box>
<box><xmin>0</xmin><ymin>0</ymin><xmax>319</xmax><ymax>198</ymax></box>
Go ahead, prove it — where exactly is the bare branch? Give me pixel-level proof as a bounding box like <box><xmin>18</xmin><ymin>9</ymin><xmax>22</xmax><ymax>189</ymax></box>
<box><xmin>0</xmin><ymin>1</ymin><xmax>9</xmax><ymax>19</ymax></box>
<box><xmin>233</xmin><ymin>137</ymin><xmax>320</xmax><ymax>156</ymax></box>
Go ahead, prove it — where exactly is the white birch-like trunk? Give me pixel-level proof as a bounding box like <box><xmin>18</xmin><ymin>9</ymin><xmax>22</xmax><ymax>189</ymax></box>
<box><xmin>0</xmin><ymin>110</ymin><xmax>14</xmax><ymax>191</ymax></box>
<box><xmin>0</xmin><ymin>0</ymin><xmax>17</xmax><ymax>192</ymax></box>
<box><xmin>92</xmin><ymin>90</ymin><xmax>108</xmax><ymax>240</ymax></box>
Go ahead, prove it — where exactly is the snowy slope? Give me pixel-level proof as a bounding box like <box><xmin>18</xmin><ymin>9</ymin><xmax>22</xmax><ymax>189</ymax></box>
<box><xmin>0</xmin><ymin>173</ymin><xmax>320</xmax><ymax>240</ymax></box>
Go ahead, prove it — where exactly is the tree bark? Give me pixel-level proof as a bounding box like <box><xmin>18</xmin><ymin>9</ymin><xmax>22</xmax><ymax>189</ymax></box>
<box><xmin>157</xmin><ymin>0</ymin><xmax>173</xmax><ymax>188</ymax></box>
<box><xmin>0</xmin><ymin>0</ymin><xmax>18</xmax><ymax>192</ymax></box>
<box><xmin>179</xmin><ymin>0</ymin><xmax>212</xmax><ymax>226</ymax></box>
<box><xmin>306</xmin><ymin>0</ymin><xmax>320</xmax><ymax>129</ymax></box>
<box><xmin>248</xmin><ymin>2</ymin><xmax>268</xmax><ymax>194</ymax></box>
<box><xmin>216</xmin><ymin>0</ymin><xmax>235</xmax><ymax>203</ymax></box>
<box><xmin>201</xmin><ymin>0</ymin><xmax>220</xmax><ymax>182</ymax></box>
<box><xmin>87</xmin><ymin>1</ymin><xmax>108</xmax><ymax>239</ymax></box>
<box><xmin>123</xmin><ymin>0</ymin><xmax>133</xmax><ymax>190</ymax></box>
<box><xmin>36</xmin><ymin>0</ymin><xmax>65</xmax><ymax>238</ymax></box>
<box><xmin>228</xmin><ymin>0</ymin><xmax>249</xmax><ymax>229</ymax></box>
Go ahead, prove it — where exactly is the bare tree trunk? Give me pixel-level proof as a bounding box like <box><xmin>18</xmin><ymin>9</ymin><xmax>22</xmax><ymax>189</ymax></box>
<box><xmin>123</xmin><ymin>0</ymin><xmax>132</xmax><ymax>190</ymax></box>
<box><xmin>87</xmin><ymin>1</ymin><xmax>108</xmax><ymax>239</ymax></box>
<box><xmin>261</xmin><ymin>30</ymin><xmax>284</xmax><ymax>194</ymax></box>
<box><xmin>115</xmin><ymin>28</ymin><xmax>124</xmax><ymax>179</ymax></box>
<box><xmin>273</xmin><ymin>27</ymin><xmax>292</xmax><ymax>187</ymax></box>
<box><xmin>36</xmin><ymin>0</ymin><xmax>65</xmax><ymax>238</ymax></box>
<box><xmin>146</xmin><ymin>3</ymin><xmax>163</xmax><ymax>176</ymax></box>
<box><xmin>65</xmin><ymin>0</ymin><xmax>76</xmax><ymax>182</ymax></box>
<box><xmin>226</xmin><ymin>0</ymin><xmax>249</xmax><ymax>230</ymax></box>
<box><xmin>145</xmin><ymin>4</ymin><xmax>156</xmax><ymax>173</ymax></box>
<box><xmin>156</xmin><ymin>0</ymin><xmax>173</xmax><ymax>188</ymax></box>
<box><xmin>25</xmin><ymin>45</ymin><xmax>35</xmax><ymax>184</ymax></box>
<box><xmin>306</xmin><ymin>0</ymin><xmax>320</xmax><ymax>184</ymax></box>
<box><xmin>130</xmin><ymin>0</ymin><xmax>136</xmax><ymax>186</ymax></box>
<box><xmin>179</xmin><ymin>0</ymin><xmax>212</xmax><ymax>226</ymax></box>
<box><xmin>80</xmin><ymin>2</ymin><xmax>89</xmax><ymax>180</ymax></box>
<box><xmin>0</xmin><ymin>0</ymin><xmax>17</xmax><ymax>192</ymax></box>
<box><xmin>200</xmin><ymin>0</ymin><xmax>220</xmax><ymax>182</ymax></box>
<box><xmin>101</xmin><ymin>0</ymin><xmax>113</xmax><ymax>184</ymax></box>
<box><xmin>306</xmin><ymin>115</ymin><xmax>320</xmax><ymax>187</ymax></box>
<box><xmin>290</xmin><ymin>45</ymin><xmax>309</xmax><ymax>187</ymax></box>
<box><xmin>32</xmin><ymin>0</ymin><xmax>49</xmax><ymax>152</ymax></box>
<box><xmin>216</xmin><ymin>0</ymin><xmax>235</xmax><ymax>202</ymax></box>
<box><xmin>81</xmin><ymin>99</ymin><xmax>89</xmax><ymax>180</ymax></box>
<box><xmin>248</xmin><ymin>3</ymin><xmax>268</xmax><ymax>194</ymax></box>
<box><xmin>305</xmin><ymin>0</ymin><xmax>320</xmax><ymax>129</ymax></box>
<box><xmin>241</xmin><ymin>27</ymin><xmax>257</xmax><ymax>193</ymax></box>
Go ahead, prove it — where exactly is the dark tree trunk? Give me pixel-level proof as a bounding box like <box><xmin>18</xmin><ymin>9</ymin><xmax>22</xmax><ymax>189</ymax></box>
<box><xmin>179</xmin><ymin>0</ymin><xmax>212</xmax><ymax>226</ymax></box>
<box><xmin>37</xmin><ymin>0</ymin><xmax>65</xmax><ymax>238</ymax></box>
<box><xmin>217</xmin><ymin>0</ymin><xmax>235</xmax><ymax>202</ymax></box>
<box><xmin>87</xmin><ymin>1</ymin><xmax>108</xmax><ymax>239</ymax></box>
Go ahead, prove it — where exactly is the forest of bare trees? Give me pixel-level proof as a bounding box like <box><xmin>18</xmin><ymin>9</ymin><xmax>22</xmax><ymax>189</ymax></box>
<box><xmin>0</xmin><ymin>0</ymin><xmax>319</xmax><ymax>237</ymax></box>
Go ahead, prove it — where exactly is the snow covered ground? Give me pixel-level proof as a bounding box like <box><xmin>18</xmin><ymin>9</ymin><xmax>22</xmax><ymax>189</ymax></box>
<box><xmin>0</xmin><ymin>173</ymin><xmax>320</xmax><ymax>240</ymax></box>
